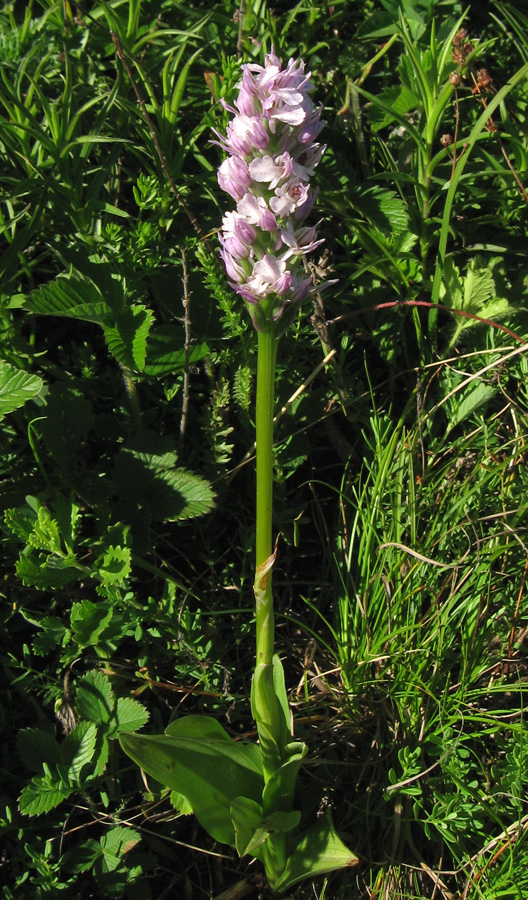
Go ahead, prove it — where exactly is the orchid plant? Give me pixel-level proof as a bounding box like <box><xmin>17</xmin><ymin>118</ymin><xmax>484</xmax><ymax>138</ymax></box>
<box><xmin>121</xmin><ymin>50</ymin><xmax>357</xmax><ymax>895</ymax></box>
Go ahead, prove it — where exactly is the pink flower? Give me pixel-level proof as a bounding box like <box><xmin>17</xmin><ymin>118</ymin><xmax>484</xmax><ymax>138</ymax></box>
<box><xmin>216</xmin><ymin>114</ymin><xmax>269</xmax><ymax>156</ymax></box>
<box><xmin>216</xmin><ymin>49</ymin><xmax>328</xmax><ymax>330</ymax></box>
<box><xmin>237</xmin><ymin>193</ymin><xmax>278</xmax><ymax>232</ymax></box>
<box><xmin>217</xmin><ymin>156</ymin><xmax>251</xmax><ymax>200</ymax></box>
<box><xmin>269</xmin><ymin>178</ymin><xmax>310</xmax><ymax>218</ymax></box>
<box><xmin>279</xmin><ymin>222</ymin><xmax>324</xmax><ymax>259</ymax></box>
<box><xmin>239</xmin><ymin>255</ymin><xmax>293</xmax><ymax>304</ymax></box>
<box><xmin>249</xmin><ymin>152</ymin><xmax>294</xmax><ymax>190</ymax></box>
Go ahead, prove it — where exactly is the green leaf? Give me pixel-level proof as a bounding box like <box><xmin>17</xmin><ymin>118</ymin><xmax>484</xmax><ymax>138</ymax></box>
<box><xmin>16</xmin><ymin>553</ymin><xmax>80</xmax><ymax>589</ymax></box>
<box><xmin>33</xmin><ymin>616</ymin><xmax>69</xmax><ymax>655</ymax></box>
<box><xmin>143</xmin><ymin>326</ymin><xmax>209</xmax><ymax>377</ymax></box>
<box><xmin>367</xmin><ymin>84</ymin><xmax>421</xmax><ymax>132</ymax></box>
<box><xmin>17</xmin><ymin>728</ymin><xmax>62</xmax><ymax>773</ymax></box>
<box><xmin>169</xmin><ymin>790</ymin><xmax>193</xmax><ymax>815</ymax></box>
<box><xmin>103</xmin><ymin>305</ymin><xmax>154</xmax><ymax>371</ymax></box>
<box><xmin>100</xmin><ymin>825</ymin><xmax>141</xmax><ymax>870</ymax></box>
<box><xmin>271</xmin><ymin>813</ymin><xmax>358</xmax><ymax>894</ymax></box>
<box><xmin>0</xmin><ymin>362</ymin><xmax>43</xmax><ymax>419</ymax></box>
<box><xmin>25</xmin><ymin>273</ymin><xmax>112</xmax><ymax>325</ymax></box>
<box><xmin>113</xmin><ymin>697</ymin><xmax>149</xmax><ymax>736</ymax></box>
<box><xmin>19</xmin><ymin>774</ymin><xmax>72</xmax><ymax>817</ymax></box>
<box><xmin>113</xmin><ymin>443</ymin><xmax>214</xmax><ymax>524</ymax></box>
<box><xmin>95</xmin><ymin>545</ymin><xmax>132</xmax><ymax>586</ymax></box>
<box><xmin>63</xmin><ymin>722</ymin><xmax>98</xmax><ymax>782</ymax></box>
<box><xmin>230</xmin><ymin>797</ymin><xmax>301</xmax><ymax>857</ymax></box>
<box><xmin>70</xmin><ymin>600</ymin><xmax>114</xmax><ymax>647</ymax></box>
<box><xmin>230</xmin><ymin>796</ymin><xmax>263</xmax><ymax>856</ymax></box>
<box><xmin>120</xmin><ymin>715</ymin><xmax>264</xmax><ymax>846</ymax></box>
<box><xmin>62</xmin><ymin>838</ymin><xmax>102</xmax><ymax>874</ymax></box>
<box><xmin>261</xmin><ymin>742</ymin><xmax>307</xmax><ymax>814</ymax></box>
<box><xmin>446</xmin><ymin>382</ymin><xmax>497</xmax><ymax>435</ymax></box>
<box><xmin>76</xmin><ymin>670</ymin><xmax>116</xmax><ymax>726</ymax></box>
<box><xmin>29</xmin><ymin>504</ymin><xmax>63</xmax><ymax>553</ymax></box>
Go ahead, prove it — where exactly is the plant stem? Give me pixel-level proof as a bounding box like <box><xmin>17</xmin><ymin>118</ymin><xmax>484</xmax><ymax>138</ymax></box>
<box><xmin>255</xmin><ymin>326</ymin><xmax>278</xmax><ymax>668</ymax></box>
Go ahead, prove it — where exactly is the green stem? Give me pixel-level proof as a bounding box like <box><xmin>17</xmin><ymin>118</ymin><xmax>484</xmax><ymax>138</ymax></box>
<box><xmin>255</xmin><ymin>326</ymin><xmax>278</xmax><ymax>667</ymax></box>
<box><xmin>251</xmin><ymin>324</ymin><xmax>287</xmax><ymax>788</ymax></box>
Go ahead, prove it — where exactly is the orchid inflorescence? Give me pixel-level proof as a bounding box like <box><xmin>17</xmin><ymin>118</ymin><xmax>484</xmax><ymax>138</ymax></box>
<box><xmin>215</xmin><ymin>49</ymin><xmax>327</xmax><ymax>332</ymax></box>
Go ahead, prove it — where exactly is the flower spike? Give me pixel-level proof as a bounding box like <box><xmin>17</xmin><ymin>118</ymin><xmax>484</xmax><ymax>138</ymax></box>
<box><xmin>217</xmin><ymin>49</ymin><xmax>327</xmax><ymax>332</ymax></box>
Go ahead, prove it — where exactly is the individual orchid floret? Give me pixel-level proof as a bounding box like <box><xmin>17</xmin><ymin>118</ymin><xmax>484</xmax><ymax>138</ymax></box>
<box><xmin>217</xmin><ymin>156</ymin><xmax>251</xmax><ymax>201</ymax></box>
<box><xmin>216</xmin><ymin>48</ymin><xmax>328</xmax><ymax>331</ymax></box>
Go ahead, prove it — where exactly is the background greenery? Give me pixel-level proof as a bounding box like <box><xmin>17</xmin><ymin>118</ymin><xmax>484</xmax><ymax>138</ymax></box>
<box><xmin>1</xmin><ymin>0</ymin><xmax>528</xmax><ymax>897</ymax></box>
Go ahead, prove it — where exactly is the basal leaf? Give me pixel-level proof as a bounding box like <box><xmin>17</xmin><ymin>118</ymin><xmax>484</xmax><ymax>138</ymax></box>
<box><xmin>0</xmin><ymin>362</ymin><xmax>43</xmax><ymax>419</ymax></box>
<box><xmin>261</xmin><ymin>742</ymin><xmax>307</xmax><ymax>814</ymax></box>
<box><xmin>271</xmin><ymin>813</ymin><xmax>358</xmax><ymax>894</ymax></box>
<box><xmin>120</xmin><ymin>715</ymin><xmax>263</xmax><ymax>846</ymax></box>
<box><xmin>230</xmin><ymin>796</ymin><xmax>263</xmax><ymax>857</ymax></box>
<box><xmin>231</xmin><ymin>797</ymin><xmax>301</xmax><ymax>858</ymax></box>
<box><xmin>246</xmin><ymin>809</ymin><xmax>301</xmax><ymax>857</ymax></box>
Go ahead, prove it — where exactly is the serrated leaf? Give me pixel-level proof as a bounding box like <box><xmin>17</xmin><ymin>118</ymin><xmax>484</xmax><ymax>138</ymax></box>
<box><xmin>33</xmin><ymin>616</ymin><xmax>69</xmax><ymax>655</ymax></box>
<box><xmin>101</xmin><ymin>825</ymin><xmax>140</xmax><ymax>860</ymax></box>
<box><xmin>169</xmin><ymin>790</ymin><xmax>193</xmax><ymax>815</ymax></box>
<box><xmin>61</xmin><ymin>838</ymin><xmax>102</xmax><ymax>874</ymax></box>
<box><xmin>76</xmin><ymin>671</ymin><xmax>115</xmax><ymax>725</ymax></box>
<box><xmin>113</xmin><ymin>697</ymin><xmax>149</xmax><ymax>735</ymax></box>
<box><xmin>96</xmin><ymin>545</ymin><xmax>132</xmax><ymax>586</ymax></box>
<box><xmin>462</xmin><ymin>264</ymin><xmax>495</xmax><ymax>313</ymax></box>
<box><xmin>93</xmin><ymin>733</ymin><xmax>110</xmax><ymax>777</ymax></box>
<box><xmin>17</xmin><ymin>728</ymin><xmax>62</xmax><ymax>773</ymax></box>
<box><xmin>0</xmin><ymin>362</ymin><xmax>43</xmax><ymax>419</ymax></box>
<box><xmin>16</xmin><ymin>553</ymin><xmax>80</xmax><ymax>589</ymax></box>
<box><xmin>113</xmin><ymin>446</ymin><xmax>214</xmax><ymax>523</ymax></box>
<box><xmin>19</xmin><ymin>775</ymin><xmax>71</xmax><ymax>816</ymax></box>
<box><xmin>63</xmin><ymin>722</ymin><xmax>98</xmax><ymax>782</ymax></box>
<box><xmin>29</xmin><ymin>504</ymin><xmax>63</xmax><ymax>553</ymax></box>
<box><xmin>25</xmin><ymin>273</ymin><xmax>112</xmax><ymax>324</ymax></box>
<box><xmin>4</xmin><ymin>505</ymin><xmax>38</xmax><ymax>541</ymax></box>
<box><xmin>103</xmin><ymin>305</ymin><xmax>154</xmax><ymax>371</ymax></box>
<box><xmin>143</xmin><ymin>325</ymin><xmax>209</xmax><ymax>376</ymax></box>
<box><xmin>70</xmin><ymin>600</ymin><xmax>114</xmax><ymax>646</ymax></box>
